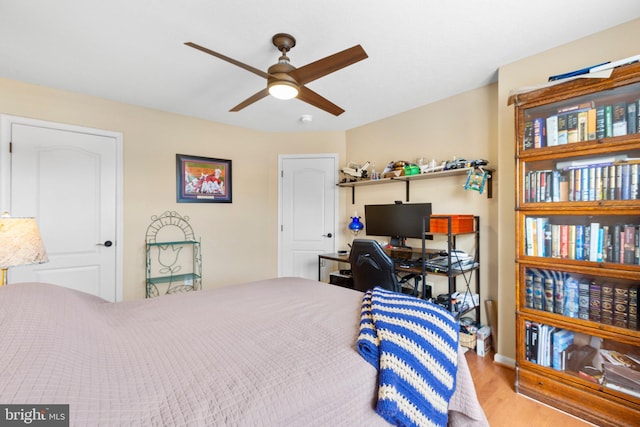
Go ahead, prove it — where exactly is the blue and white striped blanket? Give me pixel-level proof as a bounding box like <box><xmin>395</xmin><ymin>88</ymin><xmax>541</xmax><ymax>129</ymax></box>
<box><xmin>357</xmin><ymin>287</ymin><xmax>459</xmax><ymax>427</ymax></box>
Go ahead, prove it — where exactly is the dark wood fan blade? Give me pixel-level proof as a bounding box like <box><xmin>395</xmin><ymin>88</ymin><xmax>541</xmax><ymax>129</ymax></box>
<box><xmin>229</xmin><ymin>88</ymin><xmax>270</xmax><ymax>112</ymax></box>
<box><xmin>297</xmin><ymin>86</ymin><xmax>344</xmax><ymax>116</ymax></box>
<box><xmin>289</xmin><ymin>45</ymin><xmax>367</xmax><ymax>85</ymax></box>
<box><xmin>185</xmin><ymin>42</ymin><xmax>269</xmax><ymax>79</ymax></box>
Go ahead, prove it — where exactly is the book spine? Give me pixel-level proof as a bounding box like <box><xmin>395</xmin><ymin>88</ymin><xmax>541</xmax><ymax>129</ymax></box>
<box><xmin>612</xmin><ymin>102</ymin><xmax>627</xmax><ymax>137</ymax></box>
<box><xmin>523</xmin><ymin>120</ymin><xmax>534</xmax><ymax>150</ymax></box>
<box><xmin>551</xmin><ymin>224</ymin><xmax>561</xmax><ymax>258</ymax></box>
<box><xmin>615</xmin><ymin>164</ymin><xmax>623</xmax><ymax>200</ymax></box>
<box><xmin>567</xmin><ymin>112</ymin><xmax>578</xmax><ymax>143</ymax></box>
<box><xmin>575</xmin><ymin>225</ymin><xmax>584</xmax><ymax>260</ymax></box>
<box><xmin>631</xmin><ymin>163</ymin><xmax>638</xmax><ymax>200</ymax></box>
<box><xmin>544</xmin><ymin>277</ymin><xmax>555</xmax><ymax>313</ymax></box>
<box><xmin>587</xmin><ymin>107</ymin><xmax>597</xmax><ymax>140</ymax></box>
<box><xmin>546</xmin><ymin>115</ymin><xmax>558</xmax><ymax>146</ymax></box>
<box><xmin>601</xmin><ymin>283</ymin><xmax>614</xmax><ymax>325</ymax></box>
<box><xmin>589</xmin><ymin>281</ymin><xmax>602</xmax><ymax>323</ymax></box>
<box><xmin>581</xmin><ymin>167</ymin><xmax>589</xmax><ymax>201</ymax></box>
<box><xmin>525</xmin><ymin>271</ymin><xmax>534</xmax><ymax>308</ymax></box>
<box><xmin>533</xmin><ymin>276</ymin><xmax>543</xmax><ymax>310</ymax></box>
<box><xmin>530</xmin><ymin>322</ymin><xmax>539</xmax><ymax>364</ymax></box>
<box><xmin>595</xmin><ymin>106</ymin><xmax>606</xmax><ymax>139</ymax></box>
<box><xmin>560</xmin><ymin>225</ymin><xmax>569</xmax><ymax>259</ymax></box>
<box><xmin>628</xmin><ymin>101</ymin><xmax>638</xmax><ymax>134</ymax></box>
<box><xmin>568</xmin><ymin>225</ymin><xmax>576</xmax><ymax>260</ymax></box>
<box><xmin>624</xmin><ymin>224</ymin><xmax>636</xmax><ymax>264</ymax></box>
<box><xmin>557</xmin><ymin>114</ymin><xmax>568</xmax><ymax>145</ymax></box>
<box><xmin>578</xmin><ymin>279</ymin><xmax>590</xmax><ymax>320</ymax></box>
<box><xmin>554</xmin><ymin>277</ymin><xmax>565</xmax><ymax>315</ymax></box>
<box><xmin>564</xmin><ymin>277</ymin><xmax>579</xmax><ymax>318</ymax></box>
<box><xmin>578</xmin><ymin>111</ymin><xmax>588</xmax><ymax>142</ymax></box>
<box><xmin>613</xmin><ymin>284</ymin><xmax>629</xmax><ymax>329</ymax></box>
<box><xmin>605</xmin><ymin>105</ymin><xmax>613</xmax><ymax>137</ymax></box>
<box><xmin>533</xmin><ymin>117</ymin><xmax>546</xmax><ymax>148</ymax></box>
<box><xmin>629</xmin><ymin>285</ymin><xmax>638</xmax><ymax>330</ymax></box>
<box><xmin>602</xmin><ymin>165</ymin><xmax>609</xmax><ymax>200</ymax></box>
<box><xmin>622</xmin><ymin>163</ymin><xmax>631</xmax><ymax>200</ymax></box>
<box><xmin>589</xmin><ymin>223</ymin><xmax>600</xmax><ymax>262</ymax></box>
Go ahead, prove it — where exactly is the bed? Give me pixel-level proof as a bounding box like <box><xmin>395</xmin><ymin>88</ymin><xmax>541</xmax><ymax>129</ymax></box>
<box><xmin>0</xmin><ymin>277</ymin><xmax>487</xmax><ymax>426</ymax></box>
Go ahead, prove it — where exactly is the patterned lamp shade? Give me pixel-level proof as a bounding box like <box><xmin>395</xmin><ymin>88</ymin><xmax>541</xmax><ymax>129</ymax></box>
<box><xmin>0</xmin><ymin>216</ymin><xmax>48</xmax><ymax>285</ymax></box>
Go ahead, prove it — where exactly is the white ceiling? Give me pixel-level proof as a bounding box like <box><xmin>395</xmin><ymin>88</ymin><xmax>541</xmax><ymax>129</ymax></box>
<box><xmin>1</xmin><ymin>1</ymin><xmax>640</xmax><ymax>132</ymax></box>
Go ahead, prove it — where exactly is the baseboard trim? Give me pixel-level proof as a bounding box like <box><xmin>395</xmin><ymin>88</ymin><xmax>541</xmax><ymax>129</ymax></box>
<box><xmin>493</xmin><ymin>352</ymin><xmax>515</xmax><ymax>368</ymax></box>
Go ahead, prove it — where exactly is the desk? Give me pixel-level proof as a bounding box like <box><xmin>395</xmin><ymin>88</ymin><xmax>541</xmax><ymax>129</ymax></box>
<box><xmin>317</xmin><ymin>252</ymin><xmax>350</xmax><ymax>281</ymax></box>
<box><xmin>317</xmin><ymin>250</ymin><xmax>429</xmax><ymax>297</ymax></box>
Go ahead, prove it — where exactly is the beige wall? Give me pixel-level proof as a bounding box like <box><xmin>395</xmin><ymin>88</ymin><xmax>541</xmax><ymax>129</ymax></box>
<box><xmin>345</xmin><ymin>84</ymin><xmax>499</xmax><ymax>329</ymax></box>
<box><xmin>496</xmin><ymin>18</ymin><xmax>640</xmax><ymax>360</ymax></box>
<box><xmin>0</xmin><ymin>78</ymin><xmax>346</xmax><ymax>300</ymax></box>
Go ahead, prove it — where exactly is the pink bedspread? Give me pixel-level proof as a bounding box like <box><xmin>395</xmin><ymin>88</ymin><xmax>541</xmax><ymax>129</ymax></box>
<box><xmin>0</xmin><ymin>277</ymin><xmax>487</xmax><ymax>426</ymax></box>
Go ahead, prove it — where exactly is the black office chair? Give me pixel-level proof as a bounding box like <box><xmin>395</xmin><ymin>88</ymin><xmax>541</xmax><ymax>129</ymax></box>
<box><xmin>349</xmin><ymin>239</ymin><xmax>399</xmax><ymax>293</ymax></box>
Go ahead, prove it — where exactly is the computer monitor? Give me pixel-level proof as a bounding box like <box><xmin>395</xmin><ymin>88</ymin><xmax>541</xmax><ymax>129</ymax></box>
<box><xmin>364</xmin><ymin>202</ymin><xmax>432</xmax><ymax>247</ymax></box>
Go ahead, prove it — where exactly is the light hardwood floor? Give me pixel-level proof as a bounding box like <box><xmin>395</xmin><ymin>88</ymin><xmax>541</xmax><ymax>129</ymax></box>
<box><xmin>464</xmin><ymin>350</ymin><xmax>594</xmax><ymax>426</ymax></box>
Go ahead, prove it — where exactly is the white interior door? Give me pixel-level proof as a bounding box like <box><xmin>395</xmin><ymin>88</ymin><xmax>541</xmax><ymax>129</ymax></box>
<box><xmin>0</xmin><ymin>116</ymin><xmax>122</xmax><ymax>301</ymax></box>
<box><xmin>279</xmin><ymin>154</ymin><xmax>337</xmax><ymax>279</ymax></box>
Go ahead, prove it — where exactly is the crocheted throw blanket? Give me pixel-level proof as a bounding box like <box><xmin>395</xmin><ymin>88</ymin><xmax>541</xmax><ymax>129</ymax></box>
<box><xmin>357</xmin><ymin>287</ymin><xmax>459</xmax><ymax>427</ymax></box>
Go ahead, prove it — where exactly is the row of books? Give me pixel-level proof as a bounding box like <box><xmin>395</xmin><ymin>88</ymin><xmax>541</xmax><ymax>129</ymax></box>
<box><xmin>524</xmin><ymin>218</ymin><xmax>640</xmax><ymax>265</ymax></box>
<box><xmin>524</xmin><ymin>161</ymin><xmax>639</xmax><ymax>203</ymax></box>
<box><xmin>524</xmin><ymin>268</ymin><xmax>639</xmax><ymax>330</ymax></box>
<box><xmin>523</xmin><ymin>322</ymin><xmax>640</xmax><ymax>397</ymax></box>
<box><xmin>523</xmin><ymin>99</ymin><xmax>640</xmax><ymax>150</ymax></box>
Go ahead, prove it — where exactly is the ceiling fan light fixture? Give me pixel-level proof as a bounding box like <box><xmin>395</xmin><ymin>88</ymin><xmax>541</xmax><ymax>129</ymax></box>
<box><xmin>268</xmin><ymin>80</ymin><xmax>299</xmax><ymax>100</ymax></box>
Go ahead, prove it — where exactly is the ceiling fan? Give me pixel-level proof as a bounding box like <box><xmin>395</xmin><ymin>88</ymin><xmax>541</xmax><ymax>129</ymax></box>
<box><xmin>185</xmin><ymin>33</ymin><xmax>368</xmax><ymax>116</ymax></box>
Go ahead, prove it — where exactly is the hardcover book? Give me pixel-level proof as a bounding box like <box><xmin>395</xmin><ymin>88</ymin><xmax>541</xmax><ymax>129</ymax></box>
<box><xmin>587</xmin><ymin>108</ymin><xmax>597</xmax><ymax>140</ymax></box>
<box><xmin>557</xmin><ymin>113</ymin><xmax>568</xmax><ymax>145</ymax></box>
<box><xmin>578</xmin><ymin>111</ymin><xmax>588</xmax><ymax>142</ymax></box>
<box><xmin>595</xmin><ymin>105</ymin><xmax>606</xmax><ymax>139</ymax></box>
<box><xmin>523</xmin><ymin>121</ymin><xmax>534</xmax><ymax>149</ymax></box>
<box><xmin>533</xmin><ymin>276</ymin><xmax>544</xmax><ymax>310</ymax></box>
<box><xmin>589</xmin><ymin>281</ymin><xmax>602</xmax><ymax>322</ymax></box>
<box><xmin>533</xmin><ymin>117</ymin><xmax>546</xmax><ymax>148</ymax></box>
<box><xmin>605</xmin><ymin>105</ymin><xmax>613</xmax><ymax>137</ymax></box>
<box><xmin>628</xmin><ymin>101</ymin><xmax>638</xmax><ymax>134</ymax></box>
<box><xmin>567</xmin><ymin>112</ymin><xmax>578</xmax><ymax>143</ymax></box>
<box><xmin>546</xmin><ymin>115</ymin><xmax>558</xmax><ymax>146</ymax></box>
<box><xmin>554</xmin><ymin>276</ymin><xmax>565</xmax><ymax>315</ymax></box>
<box><xmin>613</xmin><ymin>284</ymin><xmax>629</xmax><ymax>329</ymax></box>
<box><xmin>564</xmin><ymin>276</ymin><xmax>580</xmax><ymax>318</ymax></box>
<box><xmin>578</xmin><ymin>279</ymin><xmax>590</xmax><ymax>320</ymax></box>
<box><xmin>612</xmin><ymin>102</ymin><xmax>628</xmax><ymax>137</ymax></box>
<box><xmin>601</xmin><ymin>283</ymin><xmax>614</xmax><ymax>325</ymax></box>
<box><xmin>544</xmin><ymin>277</ymin><xmax>555</xmax><ymax>313</ymax></box>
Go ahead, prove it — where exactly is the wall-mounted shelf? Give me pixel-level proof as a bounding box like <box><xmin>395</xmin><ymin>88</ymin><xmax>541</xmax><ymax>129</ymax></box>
<box><xmin>337</xmin><ymin>167</ymin><xmax>494</xmax><ymax>203</ymax></box>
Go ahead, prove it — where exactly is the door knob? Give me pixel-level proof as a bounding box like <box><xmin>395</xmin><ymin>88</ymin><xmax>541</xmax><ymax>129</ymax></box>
<box><xmin>97</xmin><ymin>240</ymin><xmax>113</xmax><ymax>247</ymax></box>
<box><xmin>323</xmin><ymin>233</ymin><xmax>333</xmax><ymax>238</ymax></box>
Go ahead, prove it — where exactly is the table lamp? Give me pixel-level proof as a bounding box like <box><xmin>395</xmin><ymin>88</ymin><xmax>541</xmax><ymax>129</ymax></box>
<box><xmin>0</xmin><ymin>214</ymin><xmax>49</xmax><ymax>286</ymax></box>
<box><xmin>348</xmin><ymin>212</ymin><xmax>364</xmax><ymax>236</ymax></box>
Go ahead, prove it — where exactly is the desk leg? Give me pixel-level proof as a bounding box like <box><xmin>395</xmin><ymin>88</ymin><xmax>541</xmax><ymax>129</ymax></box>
<box><xmin>318</xmin><ymin>257</ymin><xmax>322</xmax><ymax>281</ymax></box>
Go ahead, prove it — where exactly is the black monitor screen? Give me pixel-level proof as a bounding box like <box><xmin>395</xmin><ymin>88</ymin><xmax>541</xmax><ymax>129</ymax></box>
<box><xmin>364</xmin><ymin>203</ymin><xmax>431</xmax><ymax>245</ymax></box>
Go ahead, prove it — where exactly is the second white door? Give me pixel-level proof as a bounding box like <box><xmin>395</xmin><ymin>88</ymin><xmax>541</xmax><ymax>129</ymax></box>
<box><xmin>279</xmin><ymin>154</ymin><xmax>337</xmax><ymax>279</ymax></box>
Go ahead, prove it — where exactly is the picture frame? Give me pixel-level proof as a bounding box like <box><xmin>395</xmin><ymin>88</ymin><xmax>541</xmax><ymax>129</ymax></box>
<box><xmin>176</xmin><ymin>154</ymin><xmax>232</xmax><ymax>203</ymax></box>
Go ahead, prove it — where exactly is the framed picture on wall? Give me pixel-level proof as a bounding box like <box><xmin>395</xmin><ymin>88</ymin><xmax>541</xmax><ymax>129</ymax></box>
<box><xmin>176</xmin><ymin>154</ymin><xmax>232</xmax><ymax>203</ymax></box>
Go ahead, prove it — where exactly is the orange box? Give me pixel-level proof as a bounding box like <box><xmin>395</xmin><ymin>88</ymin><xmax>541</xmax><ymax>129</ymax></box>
<box><xmin>429</xmin><ymin>215</ymin><xmax>475</xmax><ymax>234</ymax></box>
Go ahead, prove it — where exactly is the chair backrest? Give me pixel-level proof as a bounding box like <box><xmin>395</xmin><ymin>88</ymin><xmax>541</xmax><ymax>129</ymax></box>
<box><xmin>348</xmin><ymin>239</ymin><xmax>398</xmax><ymax>292</ymax></box>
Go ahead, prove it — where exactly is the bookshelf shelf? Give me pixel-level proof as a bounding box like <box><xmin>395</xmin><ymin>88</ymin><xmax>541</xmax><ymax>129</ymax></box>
<box><xmin>513</xmin><ymin>62</ymin><xmax>640</xmax><ymax>426</ymax></box>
